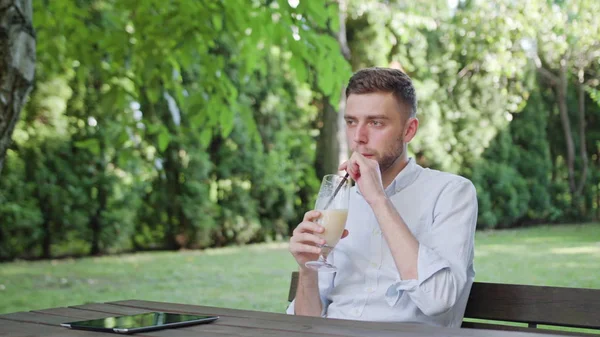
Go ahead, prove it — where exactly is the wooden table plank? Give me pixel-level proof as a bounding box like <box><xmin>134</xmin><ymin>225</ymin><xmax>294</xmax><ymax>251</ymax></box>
<box><xmin>70</xmin><ymin>303</ymin><xmax>154</xmax><ymax>315</ymax></box>
<box><xmin>107</xmin><ymin>299</ymin><xmax>426</xmax><ymax>329</ymax></box>
<box><xmin>143</xmin><ymin>324</ymin><xmax>343</xmax><ymax>337</ymax></box>
<box><xmin>107</xmin><ymin>300</ymin><xmax>431</xmax><ymax>337</ymax></box>
<box><xmin>0</xmin><ymin>308</ymin><xmax>156</xmax><ymax>337</ymax></box>
<box><xmin>71</xmin><ymin>303</ymin><xmax>385</xmax><ymax>337</ymax></box>
<box><xmin>0</xmin><ymin>300</ymin><xmax>576</xmax><ymax>337</ymax></box>
<box><xmin>0</xmin><ymin>311</ymin><xmax>91</xmax><ymax>326</ymax></box>
<box><xmin>108</xmin><ymin>300</ymin><xmax>567</xmax><ymax>337</ymax></box>
<box><xmin>67</xmin><ymin>303</ymin><xmax>350</xmax><ymax>337</ymax></box>
<box><xmin>0</xmin><ymin>319</ymin><xmax>116</xmax><ymax>337</ymax></box>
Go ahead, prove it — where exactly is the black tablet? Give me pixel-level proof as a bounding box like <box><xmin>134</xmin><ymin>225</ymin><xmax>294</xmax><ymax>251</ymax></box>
<box><xmin>60</xmin><ymin>311</ymin><xmax>219</xmax><ymax>334</ymax></box>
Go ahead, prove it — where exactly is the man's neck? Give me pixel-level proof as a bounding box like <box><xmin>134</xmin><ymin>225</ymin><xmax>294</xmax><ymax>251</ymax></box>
<box><xmin>381</xmin><ymin>154</ymin><xmax>409</xmax><ymax>189</ymax></box>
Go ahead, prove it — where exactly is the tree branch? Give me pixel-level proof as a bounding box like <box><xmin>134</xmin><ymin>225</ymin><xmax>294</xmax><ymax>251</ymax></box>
<box><xmin>575</xmin><ymin>82</ymin><xmax>588</xmax><ymax>196</ymax></box>
<box><xmin>337</xmin><ymin>0</ymin><xmax>351</xmax><ymax>61</ymax></box>
<box><xmin>536</xmin><ymin>66</ymin><xmax>559</xmax><ymax>87</ymax></box>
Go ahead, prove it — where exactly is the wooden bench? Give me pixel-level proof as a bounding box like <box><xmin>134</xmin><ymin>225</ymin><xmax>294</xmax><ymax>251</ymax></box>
<box><xmin>288</xmin><ymin>271</ymin><xmax>600</xmax><ymax>336</ymax></box>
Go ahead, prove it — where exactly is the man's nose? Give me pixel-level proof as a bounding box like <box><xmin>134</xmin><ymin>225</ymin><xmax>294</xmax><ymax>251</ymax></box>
<box><xmin>353</xmin><ymin>124</ymin><xmax>368</xmax><ymax>144</ymax></box>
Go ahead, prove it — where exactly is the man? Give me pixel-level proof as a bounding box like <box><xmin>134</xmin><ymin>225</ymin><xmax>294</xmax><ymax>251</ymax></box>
<box><xmin>287</xmin><ymin>67</ymin><xmax>478</xmax><ymax>327</ymax></box>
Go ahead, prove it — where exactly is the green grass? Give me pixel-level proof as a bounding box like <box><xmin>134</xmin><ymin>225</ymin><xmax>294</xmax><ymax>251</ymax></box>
<box><xmin>1</xmin><ymin>223</ymin><xmax>599</xmax><ymax>316</ymax></box>
<box><xmin>473</xmin><ymin>223</ymin><xmax>600</xmax><ymax>289</ymax></box>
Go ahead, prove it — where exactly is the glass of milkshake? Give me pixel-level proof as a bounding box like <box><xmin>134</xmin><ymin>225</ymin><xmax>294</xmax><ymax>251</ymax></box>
<box><xmin>305</xmin><ymin>174</ymin><xmax>350</xmax><ymax>272</ymax></box>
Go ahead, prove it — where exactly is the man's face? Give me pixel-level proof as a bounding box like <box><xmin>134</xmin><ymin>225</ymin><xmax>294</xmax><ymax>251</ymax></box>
<box><xmin>344</xmin><ymin>92</ymin><xmax>410</xmax><ymax>172</ymax></box>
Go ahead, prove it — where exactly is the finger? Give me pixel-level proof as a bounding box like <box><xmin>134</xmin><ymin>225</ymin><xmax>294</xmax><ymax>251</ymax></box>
<box><xmin>293</xmin><ymin>221</ymin><xmax>324</xmax><ymax>235</ymax></box>
<box><xmin>303</xmin><ymin>210</ymin><xmax>321</xmax><ymax>222</ymax></box>
<box><xmin>353</xmin><ymin>152</ymin><xmax>371</xmax><ymax>166</ymax></box>
<box><xmin>292</xmin><ymin>232</ymin><xmax>326</xmax><ymax>246</ymax></box>
<box><xmin>345</xmin><ymin>157</ymin><xmax>359</xmax><ymax>180</ymax></box>
<box><xmin>340</xmin><ymin>229</ymin><xmax>349</xmax><ymax>239</ymax></box>
<box><xmin>290</xmin><ymin>243</ymin><xmax>322</xmax><ymax>255</ymax></box>
<box><xmin>355</xmin><ymin>152</ymin><xmax>379</xmax><ymax>171</ymax></box>
<box><xmin>338</xmin><ymin>161</ymin><xmax>348</xmax><ymax>171</ymax></box>
<box><xmin>349</xmin><ymin>161</ymin><xmax>361</xmax><ymax>180</ymax></box>
<box><xmin>350</xmin><ymin>151</ymin><xmax>363</xmax><ymax>161</ymax></box>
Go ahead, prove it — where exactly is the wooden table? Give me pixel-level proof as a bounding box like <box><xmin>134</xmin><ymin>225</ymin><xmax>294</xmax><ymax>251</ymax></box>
<box><xmin>0</xmin><ymin>300</ymin><xmax>572</xmax><ymax>337</ymax></box>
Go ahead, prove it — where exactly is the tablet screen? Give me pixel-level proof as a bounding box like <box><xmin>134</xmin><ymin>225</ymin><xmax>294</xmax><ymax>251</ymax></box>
<box><xmin>64</xmin><ymin>312</ymin><xmax>218</xmax><ymax>332</ymax></box>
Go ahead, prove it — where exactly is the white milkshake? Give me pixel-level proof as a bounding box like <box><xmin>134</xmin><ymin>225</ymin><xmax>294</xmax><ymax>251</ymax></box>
<box><xmin>318</xmin><ymin>209</ymin><xmax>349</xmax><ymax>247</ymax></box>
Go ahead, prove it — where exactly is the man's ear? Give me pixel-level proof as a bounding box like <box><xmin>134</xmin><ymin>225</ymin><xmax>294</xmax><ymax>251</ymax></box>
<box><xmin>403</xmin><ymin>117</ymin><xmax>419</xmax><ymax>143</ymax></box>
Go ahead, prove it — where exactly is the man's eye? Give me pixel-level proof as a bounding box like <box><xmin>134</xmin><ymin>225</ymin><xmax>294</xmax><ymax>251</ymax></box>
<box><xmin>371</xmin><ymin>120</ymin><xmax>382</xmax><ymax>126</ymax></box>
<box><xmin>346</xmin><ymin>119</ymin><xmax>355</xmax><ymax>125</ymax></box>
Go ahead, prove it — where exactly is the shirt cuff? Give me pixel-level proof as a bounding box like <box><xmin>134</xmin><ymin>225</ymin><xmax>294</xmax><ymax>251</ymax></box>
<box><xmin>286</xmin><ymin>299</ymin><xmax>328</xmax><ymax>317</ymax></box>
<box><xmin>385</xmin><ymin>244</ymin><xmax>450</xmax><ymax>307</ymax></box>
<box><xmin>286</xmin><ymin>300</ymin><xmax>295</xmax><ymax>315</ymax></box>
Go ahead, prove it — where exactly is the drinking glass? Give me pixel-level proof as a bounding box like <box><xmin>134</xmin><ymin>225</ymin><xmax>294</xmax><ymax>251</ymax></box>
<box><xmin>305</xmin><ymin>174</ymin><xmax>350</xmax><ymax>272</ymax></box>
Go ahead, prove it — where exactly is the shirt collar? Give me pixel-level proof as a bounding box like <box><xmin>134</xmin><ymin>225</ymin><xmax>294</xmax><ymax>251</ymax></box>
<box><xmin>386</xmin><ymin>157</ymin><xmax>421</xmax><ymax>196</ymax></box>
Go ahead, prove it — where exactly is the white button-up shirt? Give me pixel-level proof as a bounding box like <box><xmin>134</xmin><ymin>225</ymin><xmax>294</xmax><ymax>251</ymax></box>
<box><xmin>287</xmin><ymin>158</ymin><xmax>478</xmax><ymax>327</ymax></box>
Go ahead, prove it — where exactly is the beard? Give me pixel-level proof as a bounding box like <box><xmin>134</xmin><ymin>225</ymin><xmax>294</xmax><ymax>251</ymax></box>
<box><xmin>377</xmin><ymin>137</ymin><xmax>404</xmax><ymax>173</ymax></box>
<box><xmin>354</xmin><ymin>136</ymin><xmax>404</xmax><ymax>173</ymax></box>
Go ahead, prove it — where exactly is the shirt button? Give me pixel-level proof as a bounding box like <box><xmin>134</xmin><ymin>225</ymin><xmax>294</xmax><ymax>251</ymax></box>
<box><xmin>366</xmin><ymin>287</ymin><xmax>374</xmax><ymax>293</ymax></box>
<box><xmin>370</xmin><ymin>262</ymin><xmax>377</xmax><ymax>268</ymax></box>
<box><xmin>353</xmin><ymin>308</ymin><xmax>360</xmax><ymax>315</ymax></box>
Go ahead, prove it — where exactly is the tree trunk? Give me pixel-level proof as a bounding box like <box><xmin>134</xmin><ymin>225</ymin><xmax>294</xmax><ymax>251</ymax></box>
<box><xmin>208</xmin><ymin>135</ymin><xmax>227</xmax><ymax>247</ymax></box>
<box><xmin>597</xmin><ymin>152</ymin><xmax>600</xmax><ymax>221</ymax></box>
<box><xmin>315</xmin><ymin>100</ymin><xmax>341</xmax><ymax>178</ymax></box>
<box><xmin>314</xmin><ymin>0</ymin><xmax>352</xmax><ymax>178</ymax></box>
<box><xmin>337</xmin><ymin>0</ymin><xmax>351</xmax><ymax>168</ymax></box>
<box><xmin>90</xmin><ymin>168</ymin><xmax>107</xmax><ymax>256</ymax></box>
<box><xmin>163</xmin><ymin>143</ymin><xmax>180</xmax><ymax>250</ymax></box>
<box><xmin>555</xmin><ymin>65</ymin><xmax>577</xmax><ymax>194</ymax></box>
<box><xmin>89</xmin><ymin>211</ymin><xmax>101</xmax><ymax>255</ymax></box>
<box><xmin>41</xmin><ymin>218</ymin><xmax>51</xmax><ymax>258</ymax></box>
<box><xmin>0</xmin><ymin>0</ymin><xmax>35</xmax><ymax>174</ymax></box>
<box><xmin>575</xmin><ymin>83</ymin><xmax>588</xmax><ymax>196</ymax></box>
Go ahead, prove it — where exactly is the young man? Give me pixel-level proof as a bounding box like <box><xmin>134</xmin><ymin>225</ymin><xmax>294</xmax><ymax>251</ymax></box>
<box><xmin>287</xmin><ymin>67</ymin><xmax>478</xmax><ymax>327</ymax></box>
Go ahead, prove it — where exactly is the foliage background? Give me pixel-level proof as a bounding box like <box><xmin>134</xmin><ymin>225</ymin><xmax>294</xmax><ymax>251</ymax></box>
<box><xmin>1</xmin><ymin>0</ymin><xmax>599</xmax><ymax>260</ymax></box>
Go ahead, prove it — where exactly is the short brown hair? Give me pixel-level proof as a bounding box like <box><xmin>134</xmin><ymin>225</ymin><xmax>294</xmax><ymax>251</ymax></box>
<box><xmin>345</xmin><ymin>67</ymin><xmax>417</xmax><ymax>118</ymax></box>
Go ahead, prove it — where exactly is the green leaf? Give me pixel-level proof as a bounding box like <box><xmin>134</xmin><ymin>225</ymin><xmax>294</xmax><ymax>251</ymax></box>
<box><xmin>157</xmin><ymin>128</ymin><xmax>170</xmax><ymax>152</ymax></box>
<box><xmin>199</xmin><ymin>128</ymin><xmax>212</xmax><ymax>147</ymax></box>
<box><xmin>239</xmin><ymin>106</ymin><xmax>260</xmax><ymax>145</ymax></box>
<box><xmin>220</xmin><ymin>110</ymin><xmax>235</xmax><ymax>137</ymax></box>
<box><xmin>117</xmin><ymin>129</ymin><xmax>130</xmax><ymax>146</ymax></box>
<box><xmin>74</xmin><ymin>139</ymin><xmax>101</xmax><ymax>155</ymax></box>
<box><xmin>146</xmin><ymin>123</ymin><xmax>159</xmax><ymax>134</ymax></box>
<box><xmin>190</xmin><ymin>113</ymin><xmax>206</xmax><ymax>129</ymax></box>
<box><xmin>304</xmin><ymin>1</ymin><xmax>329</xmax><ymax>27</ymax></box>
<box><xmin>147</xmin><ymin>88</ymin><xmax>160</xmax><ymax>104</ymax></box>
<box><xmin>317</xmin><ymin>59</ymin><xmax>335</xmax><ymax>96</ymax></box>
<box><xmin>290</xmin><ymin>56</ymin><xmax>307</xmax><ymax>83</ymax></box>
<box><xmin>212</xmin><ymin>15</ymin><xmax>222</xmax><ymax>32</ymax></box>
<box><xmin>586</xmin><ymin>87</ymin><xmax>600</xmax><ymax>107</ymax></box>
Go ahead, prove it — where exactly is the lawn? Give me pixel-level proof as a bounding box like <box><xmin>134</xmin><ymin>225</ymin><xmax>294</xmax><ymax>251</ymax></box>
<box><xmin>1</xmin><ymin>223</ymin><xmax>599</xmax><ymax>316</ymax></box>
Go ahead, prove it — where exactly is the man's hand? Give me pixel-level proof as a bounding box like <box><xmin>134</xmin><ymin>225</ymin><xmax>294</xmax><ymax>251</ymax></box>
<box><xmin>339</xmin><ymin>152</ymin><xmax>386</xmax><ymax>205</ymax></box>
<box><xmin>289</xmin><ymin>210</ymin><xmax>349</xmax><ymax>269</ymax></box>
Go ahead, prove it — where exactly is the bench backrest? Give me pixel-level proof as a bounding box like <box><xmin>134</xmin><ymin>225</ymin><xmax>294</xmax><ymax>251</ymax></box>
<box><xmin>288</xmin><ymin>272</ymin><xmax>600</xmax><ymax>335</ymax></box>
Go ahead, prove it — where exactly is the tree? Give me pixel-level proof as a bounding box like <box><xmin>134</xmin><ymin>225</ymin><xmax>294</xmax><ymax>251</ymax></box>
<box><xmin>0</xmin><ymin>0</ymin><xmax>353</xmax><ymax>258</ymax></box>
<box><xmin>314</xmin><ymin>0</ymin><xmax>352</xmax><ymax>178</ymax></box>
<box><xmin>524</xmin><ymin>0</ymin><xmax>600</xmax><ymax>200</ymax></box>
<box><xmin>0</xmin><ymin>0</ymin><xmax>35</xmax><ymax>174</ymax></box>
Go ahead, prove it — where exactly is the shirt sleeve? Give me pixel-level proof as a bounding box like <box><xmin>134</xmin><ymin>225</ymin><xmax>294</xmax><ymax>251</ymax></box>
<box><xmin>286</xmin><ymin>265</ymin><xmax>336</xmax><ymax>317</ymax></box>
<box><xmin>385</xmin><ymin>179</ymin><xmax>478</xmax><ymax>316</ymax></box>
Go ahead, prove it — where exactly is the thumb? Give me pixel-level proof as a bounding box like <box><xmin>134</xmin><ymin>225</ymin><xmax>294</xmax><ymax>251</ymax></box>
<box><xmin>338</xmin><ymin>161</ymin><xmax>349</xmax><ymax>172</ymax></box>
